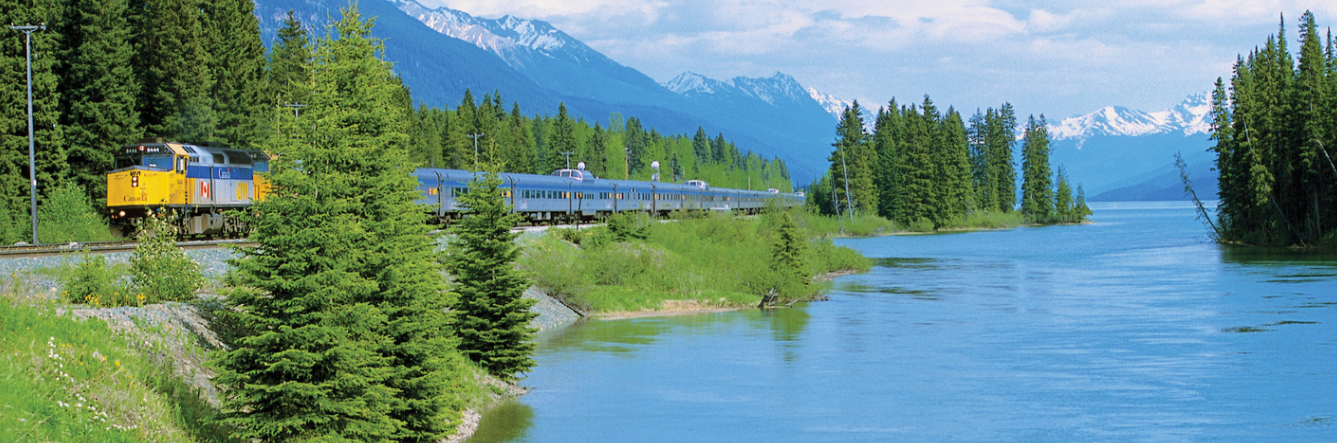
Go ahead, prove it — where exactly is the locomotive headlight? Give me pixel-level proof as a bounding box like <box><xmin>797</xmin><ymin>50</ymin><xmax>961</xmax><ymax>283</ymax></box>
<box><xmin>131</xmin><ymin>176</ymin><xmax>139</xmax><ymax>187</ymax></box>
<box><xmin>119</xmin><ymin>211</ymin><xmax>125</xmax><ymax>217</ymax></box>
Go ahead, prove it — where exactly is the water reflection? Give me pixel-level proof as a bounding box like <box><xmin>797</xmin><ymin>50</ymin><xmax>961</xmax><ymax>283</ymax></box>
<box><xmin>466</xmin><ymin>401</ymin><xmax>533</xmax><ymax>443</ymax></box>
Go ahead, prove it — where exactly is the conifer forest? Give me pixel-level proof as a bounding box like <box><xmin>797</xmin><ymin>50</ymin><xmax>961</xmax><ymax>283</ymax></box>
<box><xmin>1206</xmin><ymin>12</ymin><xmax>1337</xmax><ymax>247</ymax></box>
<box><xmin>809</xmin><ymin>99</ymin><xmax>1090</xmax><ymax>229</ymax></box>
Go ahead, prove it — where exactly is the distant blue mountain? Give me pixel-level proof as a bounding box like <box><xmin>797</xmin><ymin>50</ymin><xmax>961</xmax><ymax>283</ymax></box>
<box><xmin>252</xmin><ymin>0</ymin><xmax>837</xmax><ymax>184</ymax></box>
<box><xmin>1046</xmin><ymin>94</ymin><xmax>1217</xmax><ymax>202</ymax></box>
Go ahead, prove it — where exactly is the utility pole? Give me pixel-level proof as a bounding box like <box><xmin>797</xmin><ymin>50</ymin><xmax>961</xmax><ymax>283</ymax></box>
<box><xmin>282</xmin><ymin>102</ymin><xmax>307</xmax><ymax>119</ymax></box>
<box><xmin>467</xmin><ymin>133</ymin><xmax>483</xmax><ymax>171</ymax></box>
<box><xmin>560</xmin><ymin>151</ymin><xmax>574</xmax><ymax>169</ymax></box>
<box><xmin>280</xmin><ymin>103</ymin><xmax>306</xmax><ymax>141</ymax></box>
<box><xmin>11</xmin><ymin>23</ymin><xmax>44</xmax><ymax>245</ymax></box>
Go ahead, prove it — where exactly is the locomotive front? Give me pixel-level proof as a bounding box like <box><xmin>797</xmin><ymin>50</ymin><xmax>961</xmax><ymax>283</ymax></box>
<box><xmin>106</xmin><ymin>141</ymin><xmax>270</xmax><ymax>237</ymax></box>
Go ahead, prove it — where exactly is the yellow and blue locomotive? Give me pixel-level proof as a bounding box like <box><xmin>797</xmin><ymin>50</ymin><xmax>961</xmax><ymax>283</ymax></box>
<box><xmin>106</xmin><ymin>141</ymin><xmax>270</xmax><ymax>236</ymax></box>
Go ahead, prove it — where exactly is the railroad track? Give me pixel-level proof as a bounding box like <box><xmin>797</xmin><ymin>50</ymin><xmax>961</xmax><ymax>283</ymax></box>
<box><xmin>0</xmin><ymin>239</ymin><xmax>255</xmax><ymax>258</ymax></box>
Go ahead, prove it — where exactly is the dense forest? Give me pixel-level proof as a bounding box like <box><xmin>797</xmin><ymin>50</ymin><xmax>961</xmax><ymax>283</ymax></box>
<box><xmin>809</xmin><ymin>98</ymin><xmax>1089</xmax><ymax>229</ymax></box>
<box><xmin>0</xmin><ymin>0</ymin><xmax>791</xmax><ymax>244</ymax></box>
<box><xmin>1205</xmin><ymin>11</ymin><xmax>1337</xmax><ymax>247</ymax></box>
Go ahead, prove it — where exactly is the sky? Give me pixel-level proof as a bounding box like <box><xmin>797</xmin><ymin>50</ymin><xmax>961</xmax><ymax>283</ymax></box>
<box><xmin>419</xmin><ymin>0</ymin><xmax>1337</xmax><ymax>119</ymax></box>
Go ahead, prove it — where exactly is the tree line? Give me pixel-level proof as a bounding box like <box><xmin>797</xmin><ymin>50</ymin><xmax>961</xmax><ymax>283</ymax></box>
<box><xmin>1205</xmin><ymin>11</ymin><xmax>1337</xmax><ymax>247</ymax></box>
<box><xmin>809</xmin><ymin>97</ymin><xmax>1089</xmax><ymax>228</ymax></box>
<box><xmin>0</xmin><ymin>0</ymin><xmax>793</xmax><ymax>244</ymax></box>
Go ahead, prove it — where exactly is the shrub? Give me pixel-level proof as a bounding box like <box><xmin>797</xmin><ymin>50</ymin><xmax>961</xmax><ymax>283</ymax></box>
<box><xmin>60</xmin><ymin>251</ymin><xmax>135</xmax><ymax>307</ymax></box>
<box><xmin>129</xmin><ymin>212</ymin><xmax>204</xmax><ymax>302</ymax></box>
<box><xmin>39</xmin><ymin>182</ymin><xmax>116</xmax><ymax>243</ymax></box>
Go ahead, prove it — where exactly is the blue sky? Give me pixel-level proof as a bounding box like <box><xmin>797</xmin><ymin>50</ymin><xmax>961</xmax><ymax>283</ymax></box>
<box><xmin>421</xmin><ymin>0</ymin><xmax>1337</xmax><ymax>118</ymax></box>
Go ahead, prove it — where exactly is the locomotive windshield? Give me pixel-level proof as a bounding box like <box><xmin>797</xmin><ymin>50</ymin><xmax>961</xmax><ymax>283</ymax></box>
<box><xmin>112</xmin><ymin>144</ymin><xmax>177</xmax><ymax>171</ymax></box>
<box><xmin>113</xmin><ymin>153</ymin><xmax>173</xmax><ymax>170</ymax></box>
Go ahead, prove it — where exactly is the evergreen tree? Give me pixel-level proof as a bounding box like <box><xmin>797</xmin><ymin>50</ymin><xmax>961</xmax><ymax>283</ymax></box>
<box><xmin>992</xmin><ymin>103</ymin><xmax>1019</xmax><ymax>212</ymax></box>
<box><xmin>829</xmin><ymin>101</ymin><xmax>876</xmax><ymax>217</ymax></box>
<box><xmin>1053</xmin><ymin>165</ymin><xmax>1074</xmax><ymax>223</ymax></box>
<box><xmin>55</xmin><ymin>0</ymin><xmax>139</xmax><ymax>201</ymax></box>
<box><xmin>1021</xmin><ymin>114</ymin><xmax>1053</xmax><ymax>220</ymax></box>
<box><xmin>768</xmin><ymin>210</ymin><xmax>807</xmax><ymax>300</ymax></box>
<box><xmin>129</xmin><ymin>0</ymin><xmax>215</xmax><ymax>141</ymax></box>
<box><xmin>939</xmin><ymin>108</ymin><xmax>973</xmax><ymax>220</ymax></box>
<box><xmin>967</xmin><ymin>109</ymin><xmax>996</xmax><ymax>211</ymax></box>
<box><xmin>269</xmin><ymin>10</ymin><xmax>311</xmax><ymax>109</ymax></box>
<box><xmin>445</xmin><ymin>168</ymin><xmax>538</xmax><ymax>380</ymax></box>
<box><xmin>872</xmin><ymin>101</ymin><xmax>902</xmax><ymax>219</ymax></box>
<box><xmin>692</xmin><ymin>126</ymin><xmax>710</xmax><ymax>162</ymax></box>
<box><xmin>213</xmin><ymin>6</ymin><xmax>463</xmax><ymax>441</ymax></box>
<box><xmin>203</xmin><ymin>0</ymin><xmax>268</xmax><ymax>148</ymax></box>
<box><xmin>545</xmin><ymin>102</ymin><xmax>576</xmax><ymax>172</ymax></box>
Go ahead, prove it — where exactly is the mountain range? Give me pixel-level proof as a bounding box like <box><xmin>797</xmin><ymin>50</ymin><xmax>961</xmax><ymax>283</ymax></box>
<box><xmin>253</xmin><ymin>0</ymin><xmax>840</xmax><ymax>184</ymax></box>
<box><xmin>251</xmin><ymin>0</ymin><xmax>1216</xmax><ymax>201</ymax></box>
<box><xmin>1046</xmin><ymin>94</ymin><xmax>1216</xmax><ymax>201</ymax></box>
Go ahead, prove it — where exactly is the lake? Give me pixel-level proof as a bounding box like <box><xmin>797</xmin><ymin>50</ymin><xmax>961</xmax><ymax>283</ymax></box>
<box><xmin>469</xmin><ymin>202</ymin><xmax>1337</xmax><ymax>442</ymax></box>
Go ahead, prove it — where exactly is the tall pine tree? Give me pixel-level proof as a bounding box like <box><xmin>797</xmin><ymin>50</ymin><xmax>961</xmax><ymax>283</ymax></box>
<box><xmin>213</xmin><ymin>6</ymin><xmax>465</xmax><ymax>441</ymax></box>
<box><xmin>445</xmin><ymin>168</ymin><xmax>538</xmax><ymax>381</ymax></box>
<box><xmin>56</xmin><ymin>0</ymin><xmax>140</xmax><ymax>201</ymax></box>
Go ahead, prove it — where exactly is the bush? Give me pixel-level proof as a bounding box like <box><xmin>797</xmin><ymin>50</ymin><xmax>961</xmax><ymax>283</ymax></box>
<box><xmin>129</xmin><ymin>212</ymin><xmax>204</xmax><ymax>302</ymax></box>
<box><xmin>38</xmin><ymin>182</ymin><xmax>116</xmax><ymax>243</ymax></box>
<box><xmin>60</xmin><ymin>251</ymin><xmax>136</xmax><ymax>307</ymax></box>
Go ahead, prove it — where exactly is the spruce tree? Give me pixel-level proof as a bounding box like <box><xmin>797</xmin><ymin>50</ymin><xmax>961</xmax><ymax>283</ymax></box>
<box><xmin>445</xmin><ymin>168</ymin><xmax>538</xmax><ymax>381</ymax></box>
<box><xmin>692</xmin><ymin>126</ymin><xmax>710</xmax><ymax>163</ymax></box>
<box><xmin>203</xmin><ymin>0</ymin><xmax>268</xmax><ymax>148</ymax></box>
<box><xmin>872</xmin><ymin>100</ymin><xmax>903</xmax><ymax>219</ymax></box>
<box><xmin>56</xmin><ymin>0</ymin><xmax>141</xmax><ymax>201</ymax></box>
<box><xmin>129</xmin><ymin>0</ymin><xmax>215</xmax><ymax>141</ymax></box>
<box><xmin>993</xmin><ymin>103</ymin><xmax>1019</xmax><ymax>212</ymax></box>
<box><xmin>269</xmin><ymin>10</ymin><xmax>311</xmax><ymax>109</ymax></box>
<box><xmin>940</xmin><ymin>108</ymin><xmax>973</xmax><ymax>220</ymax></box>
<box><xmin>545</xmin><ymin>102</ymin><xmax>576</xmax><ymax>171</ymax></box>
<box><xmin>1021</xmin><ymin>114</ymin><xmax>1054</xmax><ymax>221</ymax></box>
<box><xmin>1054</xmin><ymin>165</ymin><xmax>1074</xmax><ymax>223</ymax></box>
<box><xmin>968</xmin><ymin>109</ymin><xmax>996</xmax><ymax>212</ymax></box>
<box><xmin>769</xmin><ymin>210</ymin><xmax>807</xmax><ymax>301</ymax></box>
<box><xmin>213</xmin><ymin>6</ymin><xmax>463</xmax><ymax>441</ymax></box>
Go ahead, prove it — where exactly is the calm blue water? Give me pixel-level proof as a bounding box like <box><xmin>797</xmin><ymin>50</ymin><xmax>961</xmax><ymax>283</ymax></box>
<box><xmin>470</xmin><ymin>202</ymin><xmax>1337</xmax><ymax>442</ymax></box>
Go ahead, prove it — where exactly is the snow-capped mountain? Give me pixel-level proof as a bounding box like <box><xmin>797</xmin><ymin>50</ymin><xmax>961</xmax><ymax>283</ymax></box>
<box><xmin>664</xmin><ymin>72</ymin><xmax>733</xmax><ymax>96</ymax></box>
<box><xmin>1044</xmin><ymin>93</ymin><xmax>1216</xmax><ymax>201</ymax></box>
<box><xmin>1049</xmin><ymin>93</ymin><xmax>1212</xmax><ymax>141</ymax></box>
<box><xmin>807</xmin><ymin>87</ymin><xmax>854</xmax><ymax>120</ymax></box>
<box><xmin>394</xmin><ymin>0</ymin><xmax>605</xmax><ymax>66</ymax></box>
<box><xmin>665</xmin><ymin>72</ymin><xmax>819</xmax><ymax>109</ymax></box>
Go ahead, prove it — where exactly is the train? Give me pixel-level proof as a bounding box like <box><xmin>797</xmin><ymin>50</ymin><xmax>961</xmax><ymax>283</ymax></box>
<box><xmin>107</xmin><ymin>141</ymin><xmax>805</xmax><ymax>236</ymax></box>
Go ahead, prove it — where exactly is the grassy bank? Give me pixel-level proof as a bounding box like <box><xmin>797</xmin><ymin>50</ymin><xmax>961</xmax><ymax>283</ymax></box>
<box><xmin>518</xmin><ymin>210</ymin><xmax>871</xmax><ymax>314</ymax></box>
<box><xmin>793</xmin><ymin>209</ymin><xmax>1028</xmax><ymax>237</ymax></box>
<box><xmin>1</xmin><ymin>263</ymin><xmax>504</xmax><ymax>442</ymax></box>
<box><xmin>0</xmin><ymin>285</ymin><xmax>227</xmax><ymax>442</ymax></box>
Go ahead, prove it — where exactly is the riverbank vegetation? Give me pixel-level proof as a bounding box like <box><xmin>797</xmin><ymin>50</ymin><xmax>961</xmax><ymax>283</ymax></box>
<box><xmin>808</xmin><ymin>99</ymin><xmax>1090</xmax><ymax>230</ymax></box>
<box><xmin>1200</xmin><ymin>11</ymin><xmax>1337</xmax><ymax>248</ymax></box>
<box><xmin>519</xmin><ymin>210</ymin><xmax>871</xmax><ymax>314</ymax></box>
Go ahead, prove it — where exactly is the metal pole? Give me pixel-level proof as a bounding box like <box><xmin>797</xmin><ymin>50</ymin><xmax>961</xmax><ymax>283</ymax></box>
<box><xmin>467</xmin><ymin>133</ymin><xmax>483</xmax><ymax>171</ymax></box>
<box><xmin>282</xmin><ymin>102</ymin><xmax>306</xmax><ymax>119</ymax></box>
<box><xmin>560</xmin><ymin>151</ymin><xmax>573</xmax><ymax>169</ymax></box>
<box><xmin>11</xmin><ymin>24</ymin><xmax>44</xmax><ymax>245</ymax></box>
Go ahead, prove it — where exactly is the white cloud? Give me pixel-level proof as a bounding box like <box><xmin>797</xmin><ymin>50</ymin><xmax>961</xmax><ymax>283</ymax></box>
<box><xmin>417</xmin><ymin>0</ymin><xmax>1337</xmax><ymax>116</ymax></box>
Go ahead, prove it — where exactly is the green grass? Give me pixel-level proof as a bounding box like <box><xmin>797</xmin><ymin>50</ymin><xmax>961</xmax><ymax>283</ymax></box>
<box><xmin>944</xmin><ymin>210</ymin><xmax>1026</xmax><ymax>230</ymax></box>
<box><xmin>519</xmin><ymin>211</ymin><xmax>872</xmax><ymax>313</ymax></box>
<box><xmin>0</xmin><ymin>287</ymin><xmax>234</xmax><ymax>442</ymax></box>
<box><xmin>790</xmin><ymin>211</ymin><xmax>898</xmax><ymax>237</ymax></box>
